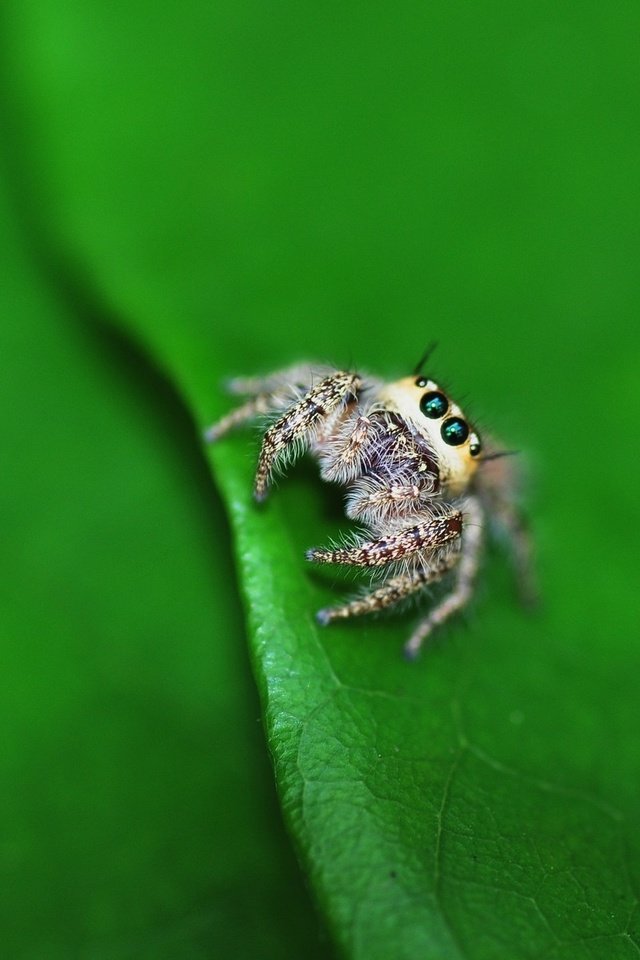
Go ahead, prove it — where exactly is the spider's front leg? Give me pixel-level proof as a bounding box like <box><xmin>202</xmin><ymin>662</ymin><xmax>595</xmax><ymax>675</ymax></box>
<box><xmin>204</xmin><ymin>364</ymin><xmax>326</xmax><ymax>443</ymax></box>
<box><xmin>253</xmin><ymin>371</ymin><xmax>361</xmax><ymax>501</ymax></box>
<box><xmin>204</xmin><ymin>367</ymin><xmax>361</xmax><ymax>499</ymax></box>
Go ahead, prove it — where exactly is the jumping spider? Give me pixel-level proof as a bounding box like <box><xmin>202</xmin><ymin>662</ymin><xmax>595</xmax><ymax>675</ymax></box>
<box><xmin>205</xmin><ymin>350</ymin><xmax>534</xmax><ymax>658</ymax></box>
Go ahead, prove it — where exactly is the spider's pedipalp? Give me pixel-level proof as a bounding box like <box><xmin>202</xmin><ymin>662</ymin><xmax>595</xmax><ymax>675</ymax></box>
<box><xmin>345</xmin><ymin>476</ymin><xmax>438</xmax><ymax>529</ymax></box>
<box><xmin>317</xmin><ymin>413</ymin><xmax>374</xmax><ymax>484</ymax></box>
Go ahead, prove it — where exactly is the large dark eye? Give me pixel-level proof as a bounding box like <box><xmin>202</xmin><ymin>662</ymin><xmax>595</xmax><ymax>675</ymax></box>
<box><xmin>441</xmin><ymin>417</ymin><xmax>469</xmax><ymax>446</ymax></box>
<box><xmin>420</xmin><ymin>391</ymin><xmax>448</xmax><ymax>419</ymax></box>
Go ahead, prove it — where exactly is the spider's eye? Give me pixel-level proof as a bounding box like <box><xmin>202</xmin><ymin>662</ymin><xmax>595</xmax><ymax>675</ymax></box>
<box><xmin>469</xmin><ymin>437</ymin><xmax>482</xmax><ymax>457</ymax></box>
<box><xmin>420</xmin><ymin>391</ymin><xmax>448</xmax><ymax>419</ymax></box>
<box><xmin>415</xmin><ymin>377</ymin><xmax>428</xmax><ymax>388</ymax></box>
<box><xmin>441</xmin><ymin>417</ymin><xmax>469</xmax><ymax>446</ymax></box>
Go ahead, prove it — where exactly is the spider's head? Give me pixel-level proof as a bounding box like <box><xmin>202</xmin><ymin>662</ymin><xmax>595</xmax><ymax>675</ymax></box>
<box><xmin>378</xmin><ymin>376</ymin><xmax>482</xmax><ymax>495</ymax></box>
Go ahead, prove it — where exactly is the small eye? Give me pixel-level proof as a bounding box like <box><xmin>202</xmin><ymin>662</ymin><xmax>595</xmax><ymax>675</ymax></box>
<box><xmin>469</xmin><ymin>436</ymin><xmax>482</xmax><ymax>457</ymax></box>
<box><xmin>420</xmin><ymin>391</ymin><xmax>448</xmax><ymax>419</ymax></box>
<box><xmin>441</xmin><ymin>417</ymin><xmax>469</xmax><ymax>446</ymax></box>
<box><xmin>415</xmin><ymin>377</ymin><xmax>428</xmax><ymax>388</ymax></box>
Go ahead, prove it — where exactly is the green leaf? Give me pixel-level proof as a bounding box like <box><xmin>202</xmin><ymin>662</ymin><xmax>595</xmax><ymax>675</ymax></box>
<box><xmin>4</xmin><ymin>1</ymin><xmax>640</xmax><ymax>958</ymax></box>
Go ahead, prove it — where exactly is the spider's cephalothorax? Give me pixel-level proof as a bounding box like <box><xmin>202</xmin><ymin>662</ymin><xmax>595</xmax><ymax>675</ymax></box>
<box><xmin>205</xmin><ymin>361</ymin><xmax>534</xmax><ymax>658</ymax></box>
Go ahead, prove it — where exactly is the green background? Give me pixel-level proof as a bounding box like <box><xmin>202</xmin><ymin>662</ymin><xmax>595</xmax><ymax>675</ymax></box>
<box><xmin>2</xmin><ymin>2</ymin><xmax>639</xmax><ymax>958</ymax></box>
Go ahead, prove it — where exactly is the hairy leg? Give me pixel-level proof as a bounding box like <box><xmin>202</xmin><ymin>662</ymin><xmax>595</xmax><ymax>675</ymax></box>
<box><xmin>346</xmin><ymin>480</ymin><xmax>431</xmax><ymax>527</ymax></box>
<box><xmin>318</xmin><ymin>414</ymin><xmax>374</xmax><ymax>483</ymax></box>
<box><xmin>226</xmin><ymin>364</ymin><xmax>331</xmax><ymax>397</ymax></box>
<box><xmin>315</xmin><ymin>553</ymin><xmax>459</xmax><ymax>624</ymax></box>
<box><xmin>493</xmin><ymin>500</ymin><xmax>538</xmax><ymax>608</ymax></box>
<box><xmin>204</xmin><ymin>366</ymin><xmax>360</xmax><ymax>464</ymax></box>
<box><xmin>306</xmin><ymin>509</ymin><xmax>462</xmax><ymax>567</ymax></box>
<box><xmin>254</xmin><ymin>371</ymin><xmax>361</xmax><ymax>501</ymax></box>
<box><xmin>476</xmin><ymin>456</ymin><xmax>538</xmax><ymax>608</ymax></box>
<box><xmin>404</xmin><ymin>496</ymin><xmax>484</xmax><ymax>659</ymax></box>
<box><xmin>204</xmin><ymin>364</ymin><xmax>339</xmax><ymax>442</ymax></box>
<box><xmin>203</xmin><ymin>394</ymin><xmax>272</xmax><ymax>443</ymax></box>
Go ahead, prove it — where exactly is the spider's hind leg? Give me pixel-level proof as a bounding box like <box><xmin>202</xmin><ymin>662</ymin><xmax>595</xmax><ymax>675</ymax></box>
<box><xmin>316</xmin><ymin>553</ymin><xmax>459</xmax><ymax>624</ymax></box>
<box><xmin>403</xmin><ymin>496</ymin><xmax>484</xmax><ymax>659</ymax></box>
<box><xmin>476</xmin><ymin>454</ymin><xmax>539</xmax><ymax>609</ymax></box>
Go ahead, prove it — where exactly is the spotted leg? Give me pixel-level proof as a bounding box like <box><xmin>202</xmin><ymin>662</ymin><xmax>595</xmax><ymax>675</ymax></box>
<box><xmin>315</xmin><ymin>552</ymin><xmax>460</xmax><ymax>624</ymax></box>
<box><xmin>403</xmin><ymin>496</ymin><xmax>484</xmax><ymax>659</ymax></box>
<box><xmin>204</xmin><ymin>365</ymin><xmax>356</xmax><ymax>448</ymax></box>
<box><xmin>204</xmin><ymin>365</ymin><xmax>323</xmax><ymax>443</ymax></box>
<box><xmin>254</xmin><ymin>371</ymin><xmax>361</xmax><ymax>501</ymax></box>
<box><xmin>306</xmin><ymin>510</ymin><xmax>462</xmax><ymax>567</ymax></box>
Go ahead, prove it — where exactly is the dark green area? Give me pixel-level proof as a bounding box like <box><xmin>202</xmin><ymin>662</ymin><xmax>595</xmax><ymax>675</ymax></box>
<box><xmin>0</xmin><ymin>179</ymin><xmax>329</xmax><ymax>957</ymax></box>
<box><xmin>2</xmin><ymin>1</ymin><xmax>640</xmax><ymax>957</ymax></box>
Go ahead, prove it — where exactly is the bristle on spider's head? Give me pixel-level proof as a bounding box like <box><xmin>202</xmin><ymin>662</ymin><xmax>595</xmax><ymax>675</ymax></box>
<box><xmin>478</xmin><ymin>450</ymin><xmax>520</xmax><ymax>463</ymax></box>
<box><xmin>412</xmin><ymin>341</ymin><xmax>439</xmax><ymax>377</ymax></box>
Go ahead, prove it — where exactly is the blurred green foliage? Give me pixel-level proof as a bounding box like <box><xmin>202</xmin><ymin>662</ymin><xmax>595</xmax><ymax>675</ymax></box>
<box><xmin>2</xmin><ymin>1</ymin><xmax>640</xmax><ymax>957</ymax></box>
<box><xmin>0</xmin><ymin>177</ymin><xmax>330</xmax><ymax>958</ymax></box>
